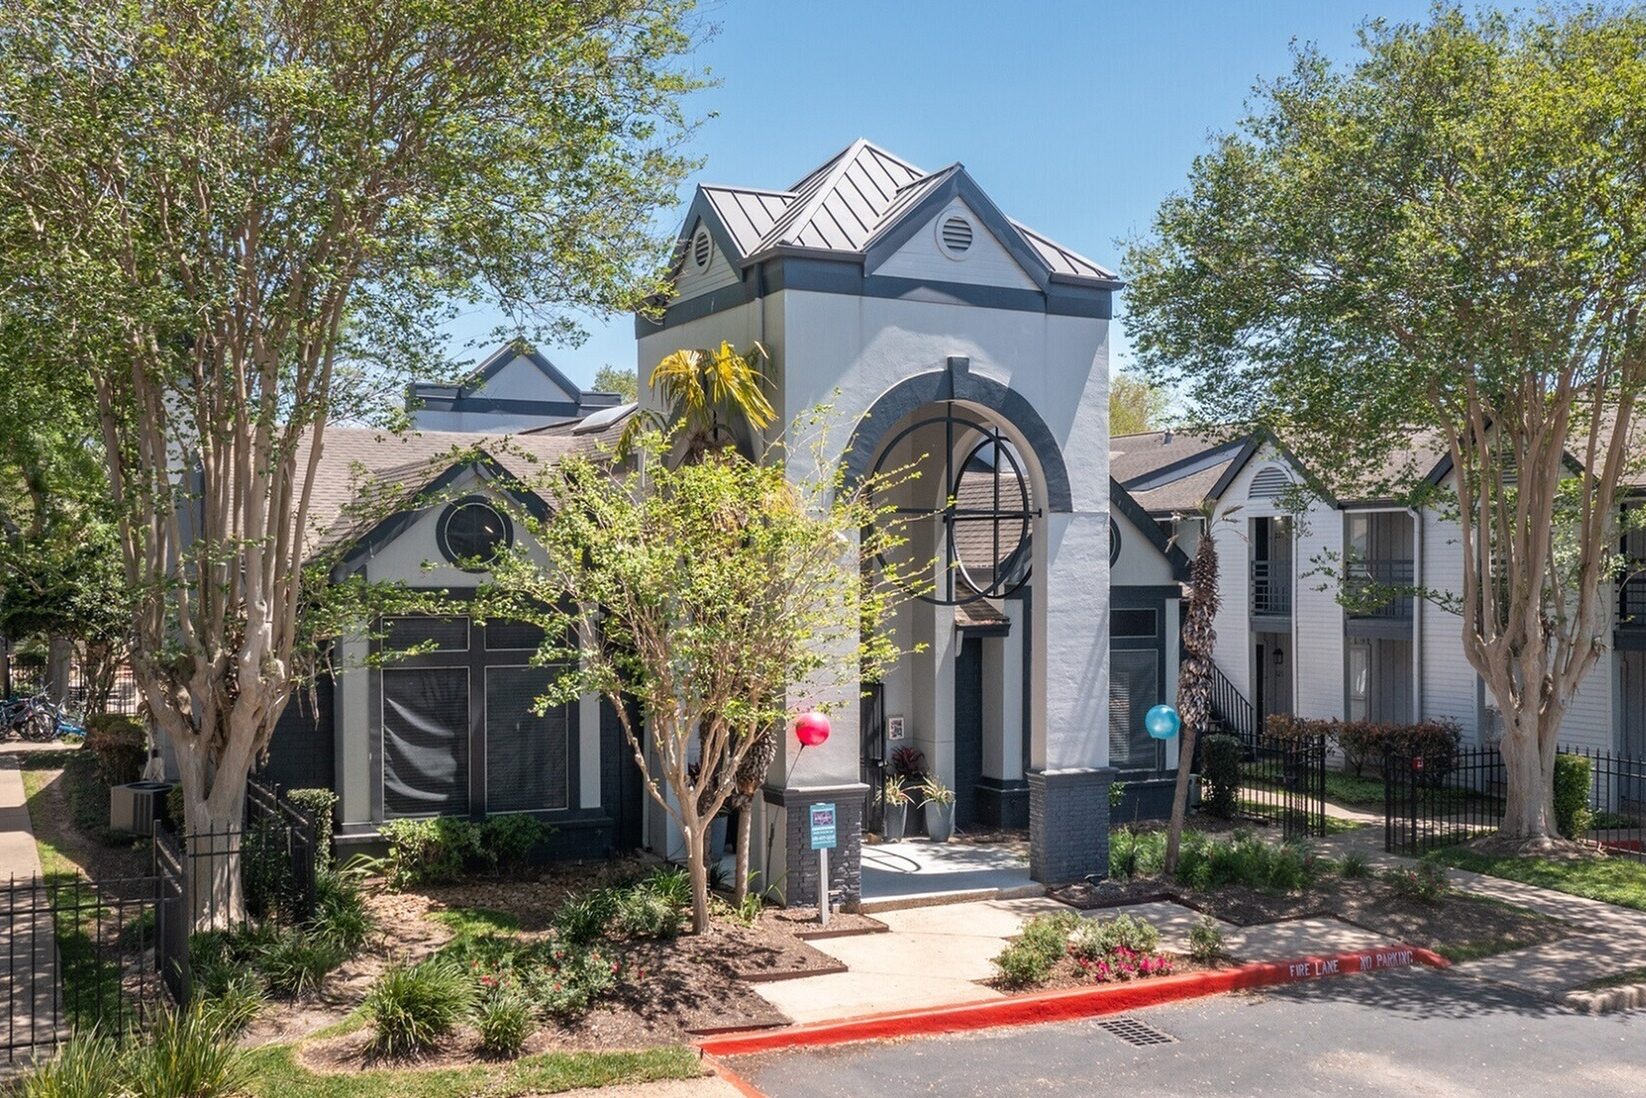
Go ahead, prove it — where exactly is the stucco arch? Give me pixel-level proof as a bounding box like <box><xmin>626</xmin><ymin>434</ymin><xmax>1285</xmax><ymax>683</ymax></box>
<box><xmin>840</xmin><ymin>361</ymin><xmax>1074</xmax><ymax>514</ymax></box>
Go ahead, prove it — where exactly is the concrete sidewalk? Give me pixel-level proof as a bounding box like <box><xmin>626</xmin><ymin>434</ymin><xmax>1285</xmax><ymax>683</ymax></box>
<box><xmin>1315</xmin><ymin>810</ymin><xmax>1646</xmax><ymax>1008</ymax></box>
<box><xmin>0</xmin><ymin>752</ymin><xmax>63</xmax><ymax>1059</ymax></box>
<box><xmin>754</xmin><ymin>895</ymin><xmax>1391</xmax><ymax>1025</ymax></box>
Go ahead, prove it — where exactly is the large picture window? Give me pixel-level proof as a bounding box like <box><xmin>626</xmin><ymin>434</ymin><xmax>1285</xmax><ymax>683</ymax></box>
<box><xmin>383</xmin><ymin>667</ymin><xmax>470</xmax><ymax>817</ymax></box>
<box><xmin>376</xmin><ymin>612</ymin><xmax>575</xmax><ymax>820</ymax></box>
<box><xmin>1109</xmin><ymin>648</ymin><xmax>1162</xmax><ymax>771</ymax></box>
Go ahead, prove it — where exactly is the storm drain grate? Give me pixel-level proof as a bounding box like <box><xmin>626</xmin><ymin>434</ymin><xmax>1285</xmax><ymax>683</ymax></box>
<box><xmin>1096</xmin><ymin>1016</ymin><xmax>1178</xmax><ymax>1047</ymax></box>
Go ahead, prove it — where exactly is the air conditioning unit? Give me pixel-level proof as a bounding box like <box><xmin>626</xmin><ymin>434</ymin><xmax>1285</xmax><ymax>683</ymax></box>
<box><xmin>109</xmin><ymin>780</ymin><xmax>173</xmax><ymax>836</ymax></box>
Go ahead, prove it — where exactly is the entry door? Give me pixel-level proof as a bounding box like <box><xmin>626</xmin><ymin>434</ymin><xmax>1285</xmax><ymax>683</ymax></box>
<box><xmin>1622</xmin><ymin>652</ymin><xmax>1646</xmax><ymax>809</ymax></box>
<box><xmin>954</xmin><ymin>637</ymin><xmax>984</xmax><ymax>828</ymax></box>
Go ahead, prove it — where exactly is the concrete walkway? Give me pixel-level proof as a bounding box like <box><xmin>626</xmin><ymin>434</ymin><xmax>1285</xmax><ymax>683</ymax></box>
<box><xmin>754</xmin><ymin>895</ymin><xmax>1391</xmax><ymax>1025</ymax></box>
<box><xmin>859</xmin><ymin>838</ymin><xmax>1038</xmax><ymax>911</ymax></box>
<box><xmin>1315</xmin><ymin>807</ymin><xmax>1646</xmax><ymax>1008</ymax></box>
<box><xmin>0</xmin><ymin>752</ymin><xmax>63</xmax><ymax>1060</ymax></box>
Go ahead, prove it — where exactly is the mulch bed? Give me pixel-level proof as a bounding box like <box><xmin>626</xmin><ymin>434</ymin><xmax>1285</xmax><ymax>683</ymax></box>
<box><xmin>1052</xmin><ymin>874</ymin><xmax>1575</xmax><ymax>961</ymax></box>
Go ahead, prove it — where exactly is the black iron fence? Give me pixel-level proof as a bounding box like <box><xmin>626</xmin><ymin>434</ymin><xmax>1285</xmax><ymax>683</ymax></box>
<box><xmin>1232</xmin><ymin>732</ymin><xmax>1328</xmax><ymax>840</ymax></box>
<box><xmin>1383</xmin><ymin>744</ymin><xmax>1646</xmax><ymax>862</ymax></box>
<box><xmin>2</xmin><ymin>776</ymin><xmax>324</xmax><ymax>1063</ymax></box>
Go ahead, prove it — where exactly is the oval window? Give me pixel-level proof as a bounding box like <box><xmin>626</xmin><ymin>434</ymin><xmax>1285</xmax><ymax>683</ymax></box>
<box><xmin>438</xmin><ymin>497</ymin><xmax>512</xmax><ymax>571</ymax></box>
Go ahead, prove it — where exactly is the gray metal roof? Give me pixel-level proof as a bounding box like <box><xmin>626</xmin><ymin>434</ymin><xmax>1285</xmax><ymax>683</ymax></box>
<box><xmin>681</xmin><ymin>139</ymin><xmax>1117</xmax><ymax>285</ymax></box>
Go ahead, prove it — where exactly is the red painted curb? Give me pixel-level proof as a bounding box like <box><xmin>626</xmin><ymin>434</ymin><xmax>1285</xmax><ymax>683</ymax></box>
<box><xmin>698</xmin><ymin>943</ymin><xmax>1449</xmax><ymax>1057</ymax></box>
<box><xmin>702</xmin><ymin>1051</ymin><xmax>767</xmax><ymax>1097</ymax></box>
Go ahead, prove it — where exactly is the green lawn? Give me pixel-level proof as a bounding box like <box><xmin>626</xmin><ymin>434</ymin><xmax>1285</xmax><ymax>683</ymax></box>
<box><xmin>241</xmin><ymin>1044</ymin><xmax>703</xmax><ymax>1098</ymax></box>
<box><xmin>1432</xmin><ymin>847</ymin><xmax>1646</xmax><ymax>913</ymax></box>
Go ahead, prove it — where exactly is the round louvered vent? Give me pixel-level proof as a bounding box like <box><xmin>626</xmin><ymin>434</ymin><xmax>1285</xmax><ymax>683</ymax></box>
<box><xmin>937</xmin><ymin>214</ymin><xmax>974</xmax><ymax>258</ymax></box>
<box><xmin>691</xmin><ymin>227</ymin><xmax>712</xmax><ymax>269</ymax></box>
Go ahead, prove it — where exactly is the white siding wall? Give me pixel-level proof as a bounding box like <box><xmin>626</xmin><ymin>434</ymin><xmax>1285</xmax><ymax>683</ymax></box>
<box><xmin>1419</xmin><ymin>504</ymin><xmax>1480</xmax><ymax>741</ymax></box>
<box><xmin>873</xmin><ymin>200</ymin><xmax>1039</xmax><ymax>290</ymax></box>
<box><xmin>1292</xmin><ymin>497</ymin><xmax>1345</xmax><ymax>721</ymax></box>
<box><xmin>672</xmin><ymin>229</ymin><xmax>742</xmax><ymax>301</ymax></box>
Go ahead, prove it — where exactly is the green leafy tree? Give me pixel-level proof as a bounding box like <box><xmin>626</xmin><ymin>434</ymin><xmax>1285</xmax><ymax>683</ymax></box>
<box><xmin>1110</xmin><ymin>372</ymin><xmax>1171</xmax><ymax>436</ymax></box>
<box><xmin>487</xmin><ymin>425</ymin><xmax>917</xmax><ymax>933</ymax></box>
<box><xmin>592</xmin><ymin>365</ymin><xmax>640</xmax><ymax>403</ymax></box>
<box><xmin>0</xmin><ymin>0</ymin><xmax>701</xmax><ymax>920</ymax></box>
<box><xmin>624</xmin><ymin>342</ymin><xmax>776</xmax><ymax>458</ymax></box>
<box><xmin>1124</xmin><ymin>6</ymin><xmax>1646</xmax><ymax>845</ymax></box>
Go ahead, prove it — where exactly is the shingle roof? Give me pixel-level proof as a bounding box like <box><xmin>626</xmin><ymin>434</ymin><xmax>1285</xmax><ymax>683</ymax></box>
<box><xmin>298</xmin><ymin>419</ymin><xmax>628</xmax><ymax>560</ymax></box>
<box><xmin>685</xmin><ymin>139</ymin><xmax>1116</xmax><ymax>284</ymax></box>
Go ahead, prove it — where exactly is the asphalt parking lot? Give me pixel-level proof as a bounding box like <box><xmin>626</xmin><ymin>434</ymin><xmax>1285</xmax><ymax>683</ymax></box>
<box><xmin>733</xmin><ymin>967</ymin><xmax>1646</xmax><ymax>1097</ymax></box>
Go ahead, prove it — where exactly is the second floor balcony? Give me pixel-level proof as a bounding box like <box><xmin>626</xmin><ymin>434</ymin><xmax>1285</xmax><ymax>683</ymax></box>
<box><xmin>1344</xmin><ymin>558</ymin><xmax>1415</xmax><ymax>621</ymax></box>
<box><xmin>1250</xmin><ymin>559</ymin><xmax>1292</xmax><ymax>618</ymax></box>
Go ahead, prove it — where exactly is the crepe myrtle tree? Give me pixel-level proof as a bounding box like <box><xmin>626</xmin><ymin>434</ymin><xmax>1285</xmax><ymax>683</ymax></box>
<box><xmin>1124</xmin><ymin>6</ymin><xmax>1646</xmax><ymax>847</ymax></box>
<box><xmin>485</xmin><ymin>423</ymin><xmax>920</xmax><ymax>933</ymax></box>
<box><xmin>1164</xmin><ymin>501</ymin><xmax>1228</xmax><ymax>876</ymax></box>
<box><xmin>0</xmin><ymin>0</ymin><xmax>701</xmax><ymax>922</ymax></box>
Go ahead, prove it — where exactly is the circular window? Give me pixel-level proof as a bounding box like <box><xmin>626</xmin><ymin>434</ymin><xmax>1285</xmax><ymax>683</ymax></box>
<box><xmin>869</xmin><ymin>410</ymin><xmax>1036</xmax><ymax>605</ymax></box>
<box><xmin>936</xmin><ymin>213</ymin><xmax>974</xmax><ymax>259</ymax></box>
<box><xmin>1110</xmin><ymin>518</ymin><xmax>1122</xmax><ymax>567</ymax></box>
<box><xmin>438</xmin><ymin>497</ymin><xmax>512</xmax><ymax>571</ymax></box>
<box><xmin>691</xmin><ymin>227</ymin><xmax>712</xmax><ymax>270</ymax></box>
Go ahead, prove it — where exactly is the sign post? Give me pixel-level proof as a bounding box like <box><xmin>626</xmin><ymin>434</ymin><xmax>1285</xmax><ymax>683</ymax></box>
<box><xmin>809</xmin><ymin>802</ymin><xmax>837</xmax><ymax>926</ymax></box>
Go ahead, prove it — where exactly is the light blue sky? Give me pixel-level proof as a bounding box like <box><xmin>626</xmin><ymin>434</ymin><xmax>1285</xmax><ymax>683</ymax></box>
<box><xmin>442</xmin><ymin>0</ymin><xmax>1439</xmax><ymax>390</ymax></box>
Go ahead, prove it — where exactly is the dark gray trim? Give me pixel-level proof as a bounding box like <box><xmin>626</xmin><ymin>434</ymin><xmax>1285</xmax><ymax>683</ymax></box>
<box><xmin>414</xmin><ymin>395</ymin><xmax>586</xmax><ymax>417</ymax></box>
<box><xmin>1616</xmin><ymin>629</ymin><xmax>1646</xmax><ymax>652</ymax></box>
<box><xmin>436</xmin><ymin>494</ymin><xmax>514</xmax><ymax>573</ymax></box>
<box><xmin>1111</xmin><ymin>479</ymin><xmax>1191</xmax><ymax>581</ymax></box>
<box><xmin>1112</xmin><ymin>585</ymin><xmax>1182</xmax><ymax>605</ymax></box>
<box><xmin>861</xmin><ymin>167</ymin><xmax>1056</xmax><ymax>291</ymax></box>
<box><xmin>332</xmin><ymin>456</ymin><xmax>549</xmax><ymax>578</ymax></box>
<box><xmin>840</xmin><ymin>368</ymin><xmax>1074</xmax><ymax>514</ymax></box>
<box><xmin>1345</xmin><ymin>617</ymin><xmax>1415</xmax><ymax>641</ymax></box>
<box><xmin>956</xmin><ymin>619</ymin><xmax>1011</xmax><ymax>637</ymax></box>
<box><xmin>637</xmin><ymin>254</ymin><xmax>1113</xmax><ymax>335</ymax></box>
<box><xmin>1204</xmin><ymin>429</ymin><xmax>1339</xmax><ymax>510</ymax></box>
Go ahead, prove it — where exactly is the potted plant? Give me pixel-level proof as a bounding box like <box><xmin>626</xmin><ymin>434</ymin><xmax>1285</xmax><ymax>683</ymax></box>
<box><xmin>919</xmin><ymin>774</ymin><xmax>956</xmax><ymax>842</ymax></box>
<box><xmin>882</xmin><ymin>775</ymin><xmax>912</xmax><ymax>841</ymax></box>
<box><xmin>891</xmin><ymin>746</ymin><xmax>926</xmax><ymax>831</ymax></box>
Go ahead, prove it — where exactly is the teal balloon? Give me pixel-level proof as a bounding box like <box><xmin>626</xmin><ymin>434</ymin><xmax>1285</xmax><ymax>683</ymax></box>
<box><xmin>1145</xmin><ymin>704</ymin><xmax>1181</xmax><ymax>740</ymax></box>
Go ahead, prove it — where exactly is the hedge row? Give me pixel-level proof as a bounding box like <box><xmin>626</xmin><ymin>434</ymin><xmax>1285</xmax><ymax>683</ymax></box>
<box><xmin>1263</xmin><ymin>714</ymin><xmax>1461</xmax><ymax>777</ymax></box>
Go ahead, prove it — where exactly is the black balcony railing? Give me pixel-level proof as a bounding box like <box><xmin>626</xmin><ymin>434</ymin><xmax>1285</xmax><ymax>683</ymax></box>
<box><xmin>1621</xmin><ymin>570</ymin><xmax>1646</xmax><ymax>627</ymax></box>
<box><xmin>1250</xmin><ymin>559</ymin><xmax>1291</xmax><ymax>617</ymax></box>
<box><xmin>1344</xmin><ymin>559</ymin><xmax>1414</xmax><ymax>620</ymax></box>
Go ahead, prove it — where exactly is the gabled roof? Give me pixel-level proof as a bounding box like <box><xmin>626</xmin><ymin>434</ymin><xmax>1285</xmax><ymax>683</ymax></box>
<box><xmin>1110</xmin><ymin>477</ymin><xmax>1191</xmax><ymax>582</ymax></box>
<box><xmin>675</xmin><ymin>139</ymin><xmax>1119</xmax><ymax>290</ymax></box>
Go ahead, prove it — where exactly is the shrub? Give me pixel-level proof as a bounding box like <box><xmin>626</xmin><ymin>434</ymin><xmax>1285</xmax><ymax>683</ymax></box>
<box><xmin>1383</xmin><ymin>860</ymin><xmax>1448</xmax><ymax>904</ymax></box>
<box><xmin>1339</xmin><ymin>851</ymin><xmax>1372</xmax><ymax>879</ymax></box>
<box><xmin>363</xmin><ymin>958</ymin><xmax>476</xmax><ymax>1058</ymax></box>
<box><xmin>553</xmin><ymin>890</ymin><xmax>618</xmax><ymax>945</ymax></box>
<box><xmin>242</xmin><ymin>816</ymin><xmax>297</xmax><ymax>919</ymax></box>
<box><xmin>286</xmin><ymin>788</ymin><xmax>338</xmax><ymax>867</ymax></box>
<box><xmin>1200</xmin><ymin>734</ymin><xmax>1242</xmax><ymax>818</ymax></box>
<box><xmin>480</xmin><ymin>815</ymin><xmax>554</xmax><ymax>874</ymax></box>
<box><xmin>1554</xmin><ymin>754</ymin><xmax>1594</xmax><ymax>839</ymax></box>
<box><xmin>992</xmin><ymin>911</ymin><xmax>1078</xmax><ymax>989</ymax></box>
<box><xmin>644</xmin><ymin>866</ymin><xmax>692</xmax><ymax>910</ymax></box>
<box><xmin>84</xmin><ymin>714</ymin><xmax>146</xmax><ymax>787</ymax></box>
<box><xmin>380</xmin><ymin>817</ymin><xmax>484</xmax><ymax>890</ymax></box>
<box><xmin>258</xmin><ymin>927</ymin><xmax>346</xmax><ymax>999</ymax></box>
<box><xmin>1068</xmin><ymin>913</ymin><xmax>1159</xmax><ymax>963</ymax></box>
<box><xmin>1188</xmin><ymin>915</ymin><xmax>1223</xmax><ymax>964</ymax></box>
<box><xmin>165</xmin><ymin>784</ymin><xmax>186</xmax><ymax>832</ymax></box>
<box><xmin>992</xmin><ymin>936</ymin><xmax>1058</xmax><ymax>989</ymax></box>
<box><xmin>476</xmin><ymin>986</ymin><xmax>535</xmax><ymax>1057</ymax></box>
<box><xmin>1174</xmin><ymin>831</ymin><xmax>1314</xmax><ymax>893</ymax></box>
<box><xmin>122</xmin><ymin>1008</ymin><xmax>251</xmax><ymax>1098</ymax></box>
<box><xmin>614</xmin><ymin>887</ymin><xmax>684</xmax><ymax>940</ymax></box>
<box><xmin>310</xmin><ymin>862</ymin><xmax>375</xmax><ymax>954</ymax></box>
<box><xmin>196</xmin><ymin>971</ymin><xmax>266</xmax><ymax>1037</ymax></box>
<box><xmin>524</xmin><ymin>943</ymin><xmax>622</xmax><ymax>1020</ymax></box>
<box><xmin>14</xmin><ymin>1029</ymin><xmax>123</xmax><ymax>1098</ymax></box>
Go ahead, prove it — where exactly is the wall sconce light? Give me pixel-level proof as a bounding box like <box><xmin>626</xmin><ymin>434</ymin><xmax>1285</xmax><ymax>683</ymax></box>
<box><xmin>1273</xmin><ymin>647</ymin><xmax>1286</xmax><ymax>667</ymax></box>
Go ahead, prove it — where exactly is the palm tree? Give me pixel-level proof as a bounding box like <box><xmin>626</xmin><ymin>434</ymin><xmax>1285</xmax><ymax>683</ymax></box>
<box><xmin>1164</xmin><ymin>500</ymin><xmax>1225</xmax><ymax>876</ymax></box>
<box><xmin>620</xmin><ymin>341</ymin><xmax>775</xmax><ymax>459</ymax></box>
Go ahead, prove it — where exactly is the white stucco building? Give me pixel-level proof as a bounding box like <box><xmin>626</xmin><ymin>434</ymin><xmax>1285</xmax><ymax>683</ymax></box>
<box><xmin>247</xmin><ymin>141</ymin><xmax>1176</xmax><ymax>904</ymax></box>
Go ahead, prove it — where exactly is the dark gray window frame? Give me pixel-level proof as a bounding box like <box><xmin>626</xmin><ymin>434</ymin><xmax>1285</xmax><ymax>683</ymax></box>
<box><xmin>369</xmin><ymin>591</ymin><xmax>579</xmax><ymax>822</ymax></box>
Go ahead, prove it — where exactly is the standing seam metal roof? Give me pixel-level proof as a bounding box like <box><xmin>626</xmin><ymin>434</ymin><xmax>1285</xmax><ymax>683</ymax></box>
<box><xmin>682</xmin><ymin>139</ymin><xmax>1116</xmax><ymax>283</ymax></box>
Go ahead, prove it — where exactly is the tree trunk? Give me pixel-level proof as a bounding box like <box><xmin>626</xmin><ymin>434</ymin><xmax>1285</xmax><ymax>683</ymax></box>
<box><xmin>1163</xmin><ymin>721</ymin><xmax>1199</xmax><ymax>875</ymax></box>
<box><xmin>684</xmin><ymin>819</ymin><xmax>712</xmax><ymax>934</ymax></box>
<box><xmin>1496</xmin><ymin>712</ymin><xmax>1557</xmax><ymax>841</ymax></box>
<box><xmin>733</xmin><ymin>806</ymin><xmax>753</xmax><ymax>908</ymax></box>
<box><xmin>176</xmin><ymin>735</ymin><xmax>252</xmax><ymax>930</ymax></box>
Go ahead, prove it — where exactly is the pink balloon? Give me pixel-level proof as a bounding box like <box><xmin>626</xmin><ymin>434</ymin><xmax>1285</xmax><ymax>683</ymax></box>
<box><xmin>794</xmin><ymin>711</ymin><xmax>831</xmax><ymax>747</ymax></box>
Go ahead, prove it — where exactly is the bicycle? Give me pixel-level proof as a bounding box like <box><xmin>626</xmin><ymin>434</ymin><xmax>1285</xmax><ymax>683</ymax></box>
<box><xmin>0</xmin><ymin>693</ymin><xmax>84</xmax><ymax>742</ymax></box>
